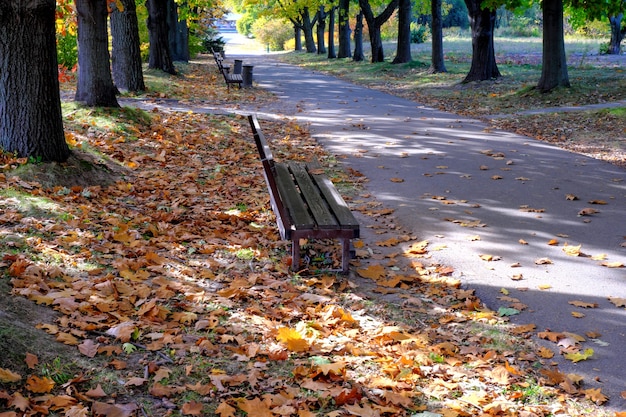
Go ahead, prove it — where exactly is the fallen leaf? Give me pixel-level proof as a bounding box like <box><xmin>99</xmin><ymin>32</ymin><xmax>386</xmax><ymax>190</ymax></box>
<box><xmin>276</xmin><ymin>327</ymin><xmax>309</xmax><ymax>352</ymax></box>
<box><xmin>571</xmin><ymin>311</ymin><xmax>585</xmax><ymax>318</ymax></box>
<box><xmin>535</xmin><ymin>258</ymin><xmax>553</xmax><ymax>265</ymax></box>
<box><xmin>578</xmin><ymin>208</ymin><xmax>599</xmax><ymax>216</ymax></box>
<box><xmin>601</xmin><ymin>261</ymin><xmax>624</xmax><ymax>268</ymax></box>
<box><xmin>588</xmin><ymin>200</ymin><xmax>607</xmax><ymax>205</ymax></box>
<box><xmin>25</xmin><ymin>375</ymin><xmax>55</xmax><ymax>393</ymax></box>
<box><xmin>568</xmin><ymin>300</ymin><xmax>597</xmax><ymax>308</ymax></box>
<box><xmin>564</xmin><ymin>348</ymin><xmax>594</xmax><ymax>363</ymax></box>
<box><xmin>0</xmin><ymin>368</ymin><xmax>21</xmax><ymax>383</ymax></box>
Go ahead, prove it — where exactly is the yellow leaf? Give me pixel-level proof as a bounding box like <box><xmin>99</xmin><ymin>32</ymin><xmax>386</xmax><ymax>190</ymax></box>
<box><xmin>601</xmin><ymin>261</ymin><xmax>624</xmax><ymax>268</ymax></box>
<box><xmin>276</xmin><ymin>327</ymin><xmax>309</xmax><ymax>352</ymax></box>
<box><xmin>390</xmin><ymin>177</ymin><xmax>404</xmax><ymax>182</ymax></box>
<box><xmin>406</xmin><ymin>240</ymin><xmax>429</xmax><ymax>255</ymax></box>
<box><xmin>510</xmin><ymin>323</ymin><xmax>536</xmax><ymax>334</ymax></box>
<box><xmin>537</xmin><ymin>347</ymin><xmax>554</xmax><ymax>358</ymax></box>
<box><xmin>547</xmin><ymin>239</ymin><xmax>559</xmax><ymax>246</ymax></box>
<box><xmin>538</xmin><ymin>284</ymin><xmax>552</xmax><ymax>290</ymax></box>
<box><xmin>500</xmin><ymin>288</ymin><xmax>509</xmax><ymax>295</ymax></box>
<box><xmin>0</xmin><ymin>368</ymin><xmax>22</xmax><ymax>383</ymax></box>
<box><xmin>571</xmin><ymin>311</ymin><xmax>585</xmax><ymax>318</ymax></box>
<box><xmin>563</xmin><ymin>243</ymin><xmax>582</xmax><ymax>256</ymax></box>
<box><xmin>584</xmin><ymin>387</ymin><xmax>608</xmax><ymax>404</ymax></box>
<box><xmin>535</xmin><ymin>257</ymin><xmax>553</xmax><ymax>265</ymax></box>
<box><xmin>564</xmin><ymin>348</ymin><xmax>594</xmax><ymax>363</ymax></box>
<box><xmin>609</xmin><ymin>297</ymin><xmax>626</xmax><ymax>307</ymax></box>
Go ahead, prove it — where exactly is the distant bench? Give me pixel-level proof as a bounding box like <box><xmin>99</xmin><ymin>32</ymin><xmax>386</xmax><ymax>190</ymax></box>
<box><xmin>248</xmin><ymin>115</ymin><xmax>360</xmax><ymax>273</ymax></box>
<box><xmin>212</xmin><ymin>51</ymin><xmax>242</xmax><ymax>89</ymax></box>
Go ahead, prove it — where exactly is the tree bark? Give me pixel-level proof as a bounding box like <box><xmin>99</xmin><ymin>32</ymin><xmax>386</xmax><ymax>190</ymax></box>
<box><xmin>328</xmin><ymin>6</ymin><xmax>337</xmax><ymax>58</ymax></box>
<box><xmin>0</xmin><ymin>0</ymin><xmax>70</xmax><ymax>161</ymax></box>
<box><xmin>167</xmin><ymin>0</ymin><xmax>190</xmax><ymax>61</ymax></box>
<box><xmin>75</xmin><ymin>0</ymin><xmax>120</xmax><ymax>107</ymax></box>
<box><xmin>537</xmin><ymin>0</ymin><xmax>569</xmax><ymax>92</ymax></box>
<box><xmin>338</xmin><ymin>0</ymin><xmax>352</xmax><ymax>58</ymax></box>
<box><xmin>146</xmin><ymin>0</ymin><xmax>176</xmax><ymax>74</ymax></box>
<box><xmin>359</xmin><ymin>0</ymin><xmax>398</xmax><ymax>62</ymax></box>
<box><xmin>463</xmin><ymin>0</ymin><xmax>500</xmax><ymax>82</ymax></box>
<box><xmin>316</xmin><ymin>6</ymin><xmax>327</xmax><ymax>55</ymax></box>
<box><xmin>608</xmin><ymin>14</ymin><xmax>624</xmax><ymax>54</ymax></box>
<box><xmin>429</xmin><ymin>0</ymin><xmax>447</xmax><ymax>72</ymax></box>
<box><xmin>294</xmin><ymin>24</ymin><xmax>303</xmax><ymax>51</ymax></box>
<box><xmin>353</xmin><ymin>11</ymin><xmax>365</xmax><ymax>62</ymax></box>
<box><xmin>302</xmin><ymin>7</ymin><xmax>317</xmax><ymax>53</ymax></box>
<box><xmin>392</xmin><ymin>0</ymin><xmax>412</xmax><ymax>63</ymax></box>
<box><xmin>111</xmin><ymin>0</ymin><xmax>146</xmax><ymax>92</ymax></box>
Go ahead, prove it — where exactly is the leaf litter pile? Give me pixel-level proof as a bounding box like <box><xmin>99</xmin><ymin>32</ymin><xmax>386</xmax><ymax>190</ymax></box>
<box><xmin>0</xmin><ymin>62</ymin><xmax>622</xmax><ymax>417</ymax></box>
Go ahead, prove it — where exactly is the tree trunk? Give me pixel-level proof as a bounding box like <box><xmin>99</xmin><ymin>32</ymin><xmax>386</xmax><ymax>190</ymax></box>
<box><xmin>328</xmin><ymin>7</ymin><xmax>337</xmax><ymax>58</ymax></box>
<box><xmin>463</xmin><ymin>0</ymin><xmax>500</xmax><ymax>82</ymax></box>
<box><xmin>302</xmin><ymin>7</ymin><xmax>317</xmax><ymax>53</ymax></box>
<box><xmin>111</xmin><ymin>0</ymin><xmax>146</xmax><ymax>92</ymax></box>
<box><xmin>316</xmin><ymin>6</ymin><xmax>327</xmax><ymax>55</ymax></box>
<box><xmin>608</xmin><ymin>14</ymin><xmax>624</xmax><ymax>55</ymax></box>
<box><xmin>0</xmin><ymin>0</ymin><xmax>70</xmax><ymax>162</ymax></box>
<box><xmin>429</xmin><ymin>0</ymin><xmax>447</xmax><ymax>72</ymax></box>
<box><xmin>338</xmin><ymin>0</ymin><xmax>352</xmax><ymax>58</ymax></box>
<box><xmin>537</xmin><ymin>0</ymin><xmax>569</xmax><ymax>92</ymax></box>
<box><xmin>359</xmin><ymin>0</ymin><xmax>398</xmax><ymax>62</ymax></box>
<box><xmin>392</xmin><ymin>0</ymin><xmax>412</xmax><ymax>63</ymax></box>
<box><xmin>294</xmin><ymin>24</ymin><xmax>303</xmax><ymax>51</ymax></box>
<box><xmin>75</xmin><ymin>0</ymin><xmax>120</xmax><ymax>107</ymax></box>
<box><xmin>167</xmin><ymin>0</ymin><xmax>189</xmax><ymax>61</ymax></box>
<box><xmin>353</xmin><ymin>11</ymin><xmax>365</xmax><ymax>62</ymax></box>
<box><xmin>146</xmin><ymin>0</ymin><xmax>176</xmax><ymax>74</ymax></box>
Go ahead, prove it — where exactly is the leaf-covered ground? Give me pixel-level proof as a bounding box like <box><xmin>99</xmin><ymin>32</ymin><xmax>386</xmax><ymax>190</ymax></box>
<box><xmin>0</xmin><ymin>58</ymin><xmax>623</xmax><ymax>417</ymax></box>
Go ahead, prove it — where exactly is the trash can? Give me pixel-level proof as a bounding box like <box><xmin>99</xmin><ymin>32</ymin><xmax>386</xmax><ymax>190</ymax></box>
<box><xmin>242</xmin><ymin>65</ymin><xmax>254</xmax><ymax>88</ymax></box>
<box><xmin>234</xmin><ymin>59</ymin><xmax>243</xmax><ymax>75</ymax></box>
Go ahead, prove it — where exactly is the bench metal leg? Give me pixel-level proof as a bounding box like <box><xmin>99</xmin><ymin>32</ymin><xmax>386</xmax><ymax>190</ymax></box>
<box><xmin>291</xmin><ymin>240</ymin><xmax>301</xmax><ymax>272</ymax></box>
<box><xmin>341</xmin><ymin>238</ymin><xmax>350</xmax><ymax>274</ymax></box>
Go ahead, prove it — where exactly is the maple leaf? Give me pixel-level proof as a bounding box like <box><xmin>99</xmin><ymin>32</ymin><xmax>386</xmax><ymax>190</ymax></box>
<box><xmin>0</xmin><ymin>368</ymin><xmax>21</xmax><ymax>383</ymax></box>
<box><xmin>276</xmin><ymin>327</ymin><xmax>309</xmax><ymax>352</ymax></box>
<box><xmin>78</xmin><ymin>339</ymin><xmax>100</xmax><ymax>358</ymax></box>
<box><xmin>237</xmin><ymin>397</ymin><xmax>273</xmax><ymax>417</ymax></box>
<box><xmin>564</xmin><ymin>348</ymin><xmax>594</xmax><ymax>363</ymax></box>
<box><xmin>356</xmin><ymin>264</ymin><xmax>386</xmax><ymax>280</ymax></box>
<box><xmin>92</xmin><ymin>402</ymin><xmax>138</xmax><ymax>417</ymax></box>
<box><xmin>344</xmin><ymin>403</ymin><xmax>381</xmax><ymax>417</ymax></box>
<box><xmin>583</xmin><ymin>388</ymin><xmax>608</xmax><ymax>404</ymax></box>
<box><xmin>25</xmin><ymin>375</ymin><xmax>55</xmax><ymax>393</ymax></box>
<box><xmin>85</xmin><ymin>384</ymin><xmax>108</xmax><ymax>398</ymax></box>
<box><xmin>182</xmin><ymin>401</ymin><xmax>204</xmax><ymax>416</ymax></box>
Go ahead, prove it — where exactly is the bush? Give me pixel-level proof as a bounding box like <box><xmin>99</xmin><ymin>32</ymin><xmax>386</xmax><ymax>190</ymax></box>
<box><xmin>410</xmin><ymin>23</ymin><xmax>429</xmax><ymax>43</ymax></box>
<box><xmin>57</xmin><ymin>32</ymin><xmax>77</xmax><ymax>70</ymax></box>
<box><xmin>252</xmin><ymin>17</ymin><xmax>292</xmax><ymax>51</ymax></box>
<box><xmin>201</xmin><ymin>27</ymin><xmax>226</xmax><ymax>53</ymax></box>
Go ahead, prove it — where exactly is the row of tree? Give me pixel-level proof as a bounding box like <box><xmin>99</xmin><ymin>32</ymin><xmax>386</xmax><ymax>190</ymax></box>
<box><xmin>0</xmin><ymin>0</ymin><xmax>208</xmax><ymax>162</ymax></box>
<box><xmin>240</xmin><ymin>0</ymin><xmax>624</xmax><ymax>91</ymax></box>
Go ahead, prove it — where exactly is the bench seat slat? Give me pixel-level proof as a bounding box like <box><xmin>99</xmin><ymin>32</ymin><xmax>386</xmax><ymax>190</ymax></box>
<box><xmin>288</xmin><ymin>162</ymin><xmax>339</xmax><ymax>229</ymax></box>
<box><xmin>306</xmin><ymin>160</ymin><xmax>360</xmax><ymax>234</ymax></box>
<box><xmin>274</xmin><ymin>163</ymin><xmax>316</xmax><ymax>229</ymax></box>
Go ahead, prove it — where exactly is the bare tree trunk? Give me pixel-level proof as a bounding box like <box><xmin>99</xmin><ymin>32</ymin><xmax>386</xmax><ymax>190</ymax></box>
<box><xmin>316</xmin><ymin>6</ymin><xmax>327</xmax><ymax>55</ymax></box>
<box><xmin>353</xmin><ymin>11</ymin><xmax>365</xmax><ymax>62</ymax></box>
<box><xmin>146</xmin><ymin>0</ymin><xmax>176</xmax><ymax>74</ymax></box>
<box><xmin>328</xmin><ymin>6</ymin><xmax>337</xmax><ymax>58</ymax></box>
<box><xmin>429</xmin><ymin>0</ymin><xmax>447</xmax><ymax>73</ymax></box>
<box><xmin>537</xmin><ymin>0</ymin><xmax>569</xmax><ymax>92</ymax></box>
<box><xmin>338</xmin><ymin>0</ymin><xmax>352</xmax><ymax>58</ymax></box>
<box><xmin>608</xmin><ymin>14</ymin><xmax>624</xmax><ymax>54</ymax></box>
<box><xmin>111</xmin><ymin>0</ymin><xmax>146</xmax><ymax>92</ymax></box>
<box><xmin>75</xmin><ymin>0</ymin><xmax>120</xmax><ymax>107</ymax></box>
<box><xmin>463</xmin><ymin>0</ymin><xmax>500</xmax><ymax>82</ymax></box>
<box><xmin>392</xmin><ymin>0</ymin><xmax>412</xmax><ymax>63</ymax></box>
<box><xmin>359</xmin><ymin>0</ymin><xmax>398</xmax><ymax>62</ymax></box>
<box><xmin>0</xmin><ymin>0</ymin><xmax>70</xmax><ymax>161</ymax></box>
<box><xmin>302</xmin><ymin>7</ymin><xmax>317</xmax><ymax>53</ymax></box>
<box><xmin>294</xmin><ymin>24</ymin><xmax>303</xmax><ymax>51</ymax></box>
<box><xmin>167</xmin><ymin>0</ymin><xmax>189</xmax><ymax>61</ymax></box>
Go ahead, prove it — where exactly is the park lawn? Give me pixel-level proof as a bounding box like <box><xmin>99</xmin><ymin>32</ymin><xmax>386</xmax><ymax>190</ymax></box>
<box><xmin>0</xmin><ymin>57</ymin><xmax>620</xmax><ymax>416</ymax></box>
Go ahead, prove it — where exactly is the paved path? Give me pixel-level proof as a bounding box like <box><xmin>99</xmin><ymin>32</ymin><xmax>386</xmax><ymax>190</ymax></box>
<box><xmin>218</xmin><ymin>52</ymin><xmax>626</xmax><ymax>410</ymax></box>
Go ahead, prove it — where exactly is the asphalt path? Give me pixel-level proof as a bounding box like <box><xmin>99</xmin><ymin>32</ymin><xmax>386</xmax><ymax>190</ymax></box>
<box><xmin>212</xmin><ymin>44</ymin><xmax>626</xmax><ymax>409</ymax></box>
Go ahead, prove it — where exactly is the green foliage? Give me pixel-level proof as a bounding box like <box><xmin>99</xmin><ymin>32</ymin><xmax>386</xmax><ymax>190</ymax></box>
<box><xmin>410</xmin><ymin>23</ymin><xmax>430</xmax><ymax>43</ymax></box>
<box><xmin>443</xmin><ymin>0</ymin><xmax>469</xmax><ymax>28</ymax></box>
<box><xmin>496</xmin><ymin>6</ymin><xmax>542</xmax><ymax>37</ymax></box>
<box><xmin>201</xmin><ymin>27</ymin><xmax>227</xmax><ymax>53</ymax></box>
<box><xmin>237</xmin><ymin>12</ymin><xmax>257</xmax><ymax>36</ymax></box>
<box><xmin>252</xmin><ymin>17</ymin><xmax>292</xmax><ymax>51</ymax></box>
<box><xmin>57</xmin><ymin>32</ymin><xmax>78</xmax><ymax>70</ymax></box>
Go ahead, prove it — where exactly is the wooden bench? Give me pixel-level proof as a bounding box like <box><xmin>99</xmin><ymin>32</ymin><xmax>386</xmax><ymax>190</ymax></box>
<box><xmin>248</xmin><ymin>115</ymin><xmax>360</xmax><ymax>273</ymax></box>
<box><xmin>212</xmin><ymin>51</ymin><xmax>242</xmax><ymax>89</ymax></box>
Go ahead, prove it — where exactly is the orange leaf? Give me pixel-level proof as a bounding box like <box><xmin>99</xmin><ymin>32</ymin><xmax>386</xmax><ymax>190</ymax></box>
<box><xmin>510</xmin><ymin>323</ymin><xmax>536</xmax><ymax>334</ymax></box>
<box><xmin>237</xmin><ymin>397</ymin><xmax>273</xmax><ymax>417</ymax></box>
<box><xmin>568</xmin><ymin>300</ymin><xmax>597</xmax><ymax>308</ymax></box>
<box><xmin>215</xmin><ymin>401</ymin><xmax>237</xmax><ymax>417</ymax></box>
<box><xmin>25</xmin><ymin>353</ymin><xmax>38</xmax><ymax>370</ymax></box>
<box><xmin>0</xmin><ymin>368</ymin><xmax>22</xmax><ymax>383</ymax></box>
<box><xmin>356</xmin><ymin>264</ymin><xmax>386</xmax><ymax>280</ymax></box>
<box><xmin>25</xmin><ymin>375</ymin><xmax>55</xmax><ymax>393</ymax></box>
<box><xmin>182</xmin><ymin>401</ymin><xmax>204</xmax><ymax>416</ymax></box>
<box><xmin>584</xmin><ymin>388</ymin><xmax>608</xmax><ymax>404</ymax></box>
<box><xmin>85</xmin><ymin>384</ymin><xmax>107</xmax><ymax>398</ymax></box>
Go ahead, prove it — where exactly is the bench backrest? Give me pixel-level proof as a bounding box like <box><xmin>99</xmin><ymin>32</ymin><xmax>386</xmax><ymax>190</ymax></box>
<box><xmin>248</xmin><ymin>115</ymin><xmax>274</xmax><ymax>165</ymax></box>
